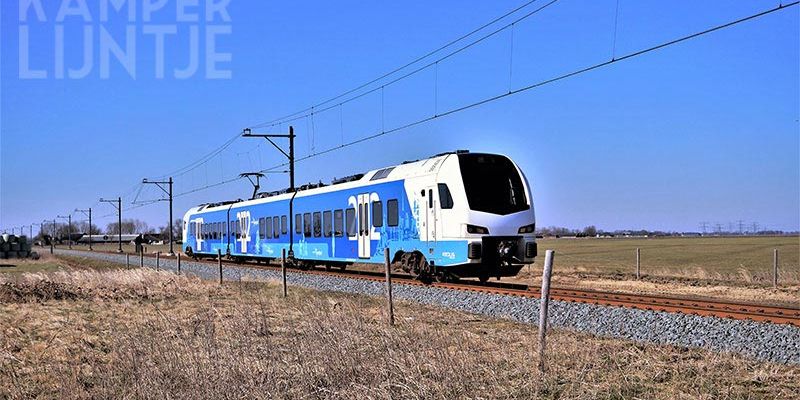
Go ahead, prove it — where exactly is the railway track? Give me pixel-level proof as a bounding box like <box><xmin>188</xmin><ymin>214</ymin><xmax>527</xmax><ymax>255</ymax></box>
<box><xmin>60</xmin><ymin>248</ymin><xmax>800</xmax><ymax>326</ymax></box>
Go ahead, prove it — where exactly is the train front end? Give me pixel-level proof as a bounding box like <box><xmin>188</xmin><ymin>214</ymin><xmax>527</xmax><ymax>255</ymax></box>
<box><xmin>437</xmin><ymin>152</ymin><xmax>537</xmax><ymax>281</ymax></box>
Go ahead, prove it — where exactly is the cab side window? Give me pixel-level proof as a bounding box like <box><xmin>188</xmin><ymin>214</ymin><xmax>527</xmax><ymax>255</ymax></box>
<box><xmin>438</xmin><ymin>183</ymin><xmax>454</xmax><ymax>209</ymax></box>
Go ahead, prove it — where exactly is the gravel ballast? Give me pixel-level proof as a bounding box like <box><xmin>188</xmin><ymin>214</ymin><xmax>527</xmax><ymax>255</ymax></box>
<box><xmin>55</xmin><ymin>249</ymin><xmax>800</xmax><ymax>365</ymax></box>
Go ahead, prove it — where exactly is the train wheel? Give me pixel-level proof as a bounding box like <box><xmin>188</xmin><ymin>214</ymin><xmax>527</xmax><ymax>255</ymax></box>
<box><xmin>399</xmin><ymin>251</ymin><xmax>432</xmax><ymax>283</ymax></box>
<box><xmin>325</xmin><ymin>264</ymin><xmax>332</xmax><ymax>271</ymax></box>
<box><xmin>298</xmin><ymin>261</ymin><xmax>313</xmax><ymax>271</ymax></box>
<box><xmin>339</xmin><ymin>264</ymin><xmax>346</xmax><ymax>271</ymax></box>
<box><xmin>436</xmin><ymin>272</ymin><xmax>459</xmax><ymax>283</ymax></box>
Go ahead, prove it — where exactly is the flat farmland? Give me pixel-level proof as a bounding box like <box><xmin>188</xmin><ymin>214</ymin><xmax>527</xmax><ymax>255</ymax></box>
<box><xmin>531</xmin><ymin>236</ymin><xmax>798</xmax><ymax>283</ymax></box>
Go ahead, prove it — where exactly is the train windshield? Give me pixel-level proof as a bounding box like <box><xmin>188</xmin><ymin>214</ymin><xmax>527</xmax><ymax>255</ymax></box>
<box><xmin>458</xmin><ymin>154</ymin><xmax>529</xmax><ymax>215</ymax></box>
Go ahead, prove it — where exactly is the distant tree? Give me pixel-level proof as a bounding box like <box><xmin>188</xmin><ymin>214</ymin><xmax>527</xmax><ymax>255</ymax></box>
<box><xmin>582</xmin><ymin>226</ymin><xmax>598</xmax><ymax>237</ymax></box>
<box><xmin>75</xmin><ymin>221</ymin><xmax>102</xmax><ymax>235</ymax></box>
<box><xmin>173</xmin><ymin>218</ymin><xmax>183</xmax><ymax>240</ymax></box>
<box><xmin>535</xmin><ymin>226</ymin><xmax>579</xmax><ymax>237</ymax></box>
<box><xmin>158</xmin><ymin>219</ymin><xmax>183</xmax><ymax>240</ymax></box>
<box><xmin>106</xmin><ymin>219</ymin><xmax>149</xmax><ymax>235</ymax></box>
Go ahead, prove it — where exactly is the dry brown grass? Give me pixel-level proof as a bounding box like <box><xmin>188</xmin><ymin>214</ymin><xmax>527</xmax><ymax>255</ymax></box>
<box><xmin>1</xmin><ymin>264</ymin><xmax>798</xmax><ymax>399</ymax></box>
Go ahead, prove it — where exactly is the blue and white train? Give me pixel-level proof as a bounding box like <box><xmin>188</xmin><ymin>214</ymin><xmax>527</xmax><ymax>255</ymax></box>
<box><xmin>181</xmin><ymin>151</ymin><xmax>537</xmax><ymax>281</ymax></box>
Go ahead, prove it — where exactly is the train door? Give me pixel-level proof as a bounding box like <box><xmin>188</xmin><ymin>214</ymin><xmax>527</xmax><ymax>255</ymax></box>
<box><xmin>357</xmin><ymin>193</ymin><xmax>371</xmax><ymax>258</ymax></box>
<box><xmin>194</xmin><ymin>219</ymin><xmax>204</xmax><ymax>252</ymax></box>
<box><xmin>423</xmin><ymin>187</ymin><xmax>437</xmax><ymax>245</ymax></box>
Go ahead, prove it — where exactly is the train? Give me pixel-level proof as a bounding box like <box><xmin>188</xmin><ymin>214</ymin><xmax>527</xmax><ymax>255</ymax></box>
<box><xmin>181</xmin><ymin>151</ymin><xmax>537</xmax><ymax>282</ymax></box>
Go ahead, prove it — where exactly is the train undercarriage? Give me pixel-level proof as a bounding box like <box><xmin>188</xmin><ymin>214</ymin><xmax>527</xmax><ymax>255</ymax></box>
<box><xmin>185</xmin><ymin>245</ymin><xmax>526</xmax><ymax>284</ymax></box>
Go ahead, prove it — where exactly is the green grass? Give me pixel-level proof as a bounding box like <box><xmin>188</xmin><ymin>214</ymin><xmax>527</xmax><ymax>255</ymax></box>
<box><xmin>536</xmin><ymin>236</ymin><xmax>799</xmax><ymax>283</ymax></box>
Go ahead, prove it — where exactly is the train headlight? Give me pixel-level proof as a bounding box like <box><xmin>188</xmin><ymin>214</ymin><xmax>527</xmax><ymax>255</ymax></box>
<box><xmin>518</xmin><ymin>223</ymin><xmax>536</xmax><ymax>234</ymax></box>
<box><xmin>466</xmin><ymin>224</ymin><xmax>489</xmax><ymax>235</ymax></box>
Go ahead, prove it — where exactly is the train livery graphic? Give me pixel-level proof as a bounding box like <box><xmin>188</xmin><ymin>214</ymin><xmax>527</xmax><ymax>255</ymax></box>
<box><xmin>182</xmin><ymin>151</ymin><xmax>537</xmax><ymax>281</ymax></box>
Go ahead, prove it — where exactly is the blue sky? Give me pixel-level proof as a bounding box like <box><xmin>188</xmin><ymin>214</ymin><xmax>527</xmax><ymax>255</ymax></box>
<box><xmin>1</xmin><ymin>0</ymin><xmax>798</xmax><ymax>234</ymax></box>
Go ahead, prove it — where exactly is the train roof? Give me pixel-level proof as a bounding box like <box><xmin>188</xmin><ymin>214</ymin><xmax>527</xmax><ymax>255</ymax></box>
<box><xmin>191</xmin><ymin>150</ymin><xmax>473</xmax><ymax>212</ymax></box>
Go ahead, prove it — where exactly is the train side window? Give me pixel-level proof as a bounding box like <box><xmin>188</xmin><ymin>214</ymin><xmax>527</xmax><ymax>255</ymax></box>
<box><xmin>438</xmin><ymin>183</ymin><xmax>454</xmax><ymax>209</ymax></box>
<box><xmin>258</xmin><ymin>218</ymin><xmax>264</xmax><ymax>239</ymax></box>
<box><xmin>323</xmin><ymin>211</ymin><xmax>332</xmax><ymax>237</ymax></box>
<box><xmin>295</xmin><ymin>214</ymin><xmax>302</xmax><ymax>234</ymax></box>
<box><xmin>387</xmin><ymin>199</ymin><xmax>399</xmax><ymax>227</ymax></box>
<box><xmin>273</xmin><ymin>216</ymin><xmax>280</xmax><ymax>238</ymax></box>
<box><xmin>372</xmin><ymin>201</ymin><xmax>383</xmax><ymax>227</ymax></box>
<box><xmin>212</xmin><ymin>224</ymin><xmax>217</xmax><ymax>240</ymax></box>
<box><xmin>303</xmin><ymin>213</ymin><xmax>312</xmax><ymax>237</ymax></box>
<box><xmin>265</xmin><ymin>217</ymin><xmax>272</xmax><ymax>239</ymax></box>
<box><xmin>217</xmin><ymin>222</ymin><xmax>221</xmax><ymax>239</ymax></box>
<box><xmin>236</xmin><ymin>220</ymin><xmax>241</xmax><ymax>239</ymax></box>
<box><xmin>334</xmin><ymin>209</ymin><xmax>344</xmax><ymax>237</ymax></box>
<box><xmin>345</xmin><ymin>208</ymin><xmax>356</xmax><ymax>237</ymax></box>
<box><xmin>428</xmin><ymin>189</ymin><xmax>433</xmax><ymax>208</ymax></box>
<box><xmin>313</xmin><ymin>212</ymin><xmax>322</xmax><ymax>237</ymax></box>
<box><xmin>281</xmin><ymin>216</ymin><xmax>287</xmax><ymax>234</ymax></box>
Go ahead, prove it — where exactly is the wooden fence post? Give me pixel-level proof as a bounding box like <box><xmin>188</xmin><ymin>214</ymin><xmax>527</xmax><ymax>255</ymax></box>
<box><xmin>156</xmin><ymin>252</ymin><xmax>160</xmax><ymax>271</ymax></box>
<box><xmin>281</xmin><ymin>249</ymin><xmax>288</xmax><ymax>297</ymax></box>
<box><xmin>636</xmin><ymin>247</ymin><xmax>641</xmax><ymax>280</ymax></box>
<box><xmin>218</xmin><ymin>249</ymin><xmax>223</xmax><ymax>285</ymax></box>
<box><xmin>538</xmin><ymin>249</ymin><xmax>555</xmax><ymax>373</ymax></box>
<box><xmin>773</xmin><ymin>248</ymin><xmax>779</xmax><ymax>288</ymax></box>
<box><xmin>177</xmin><ymin>253</ymin><xmax>181</xmax><ymax>275</ymax></box>
<box><xmin>384</xmin><ymin>248</ymin><xmax>395</xmax><ymax>326</ymax></box>
<box><xmin>126</xmin><ymin>253</ymin><xmax>130</xmax><ymax>268</ymax></box>
<box><xmin>140</xmin><ymin>251</ymin><xmax>144</xmax><ymax>268</ymax></box>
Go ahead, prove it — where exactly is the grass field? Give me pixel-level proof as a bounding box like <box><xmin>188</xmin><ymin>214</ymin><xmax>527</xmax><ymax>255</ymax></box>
<box><xmin>1</xmin><ymin>256</ymin><xmax>798</xmax><ymax>399</ymax></box>
<box><xmin>530</xmin><ymin>236</ymin><xmax>799</xmax><ymax>283</ymax></box>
